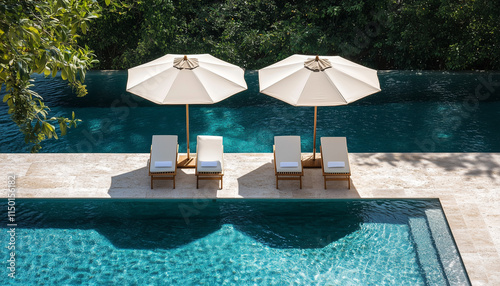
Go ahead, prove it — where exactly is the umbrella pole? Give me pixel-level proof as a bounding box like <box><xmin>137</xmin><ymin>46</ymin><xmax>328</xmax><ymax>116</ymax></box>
<box><xmin>313</xmin><ymin>106</ymin><xmax>317</xmax><ymax>160</ymax></box>
<box><xmin>186</xmin><ymin>104</ymin><xmax>190</xmax><ymax>159</ymax></box>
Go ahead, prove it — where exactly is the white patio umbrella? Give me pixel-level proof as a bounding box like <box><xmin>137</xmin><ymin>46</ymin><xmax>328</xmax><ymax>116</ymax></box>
<box><xmin>259</xmin><ymin>54</ymin><xmax>381</xmax><ymax>165</ymax></box>
<box><xmin>126</xmin><ymin>54</ymin><xmax>247</xmax><ymax>165</ymax></box>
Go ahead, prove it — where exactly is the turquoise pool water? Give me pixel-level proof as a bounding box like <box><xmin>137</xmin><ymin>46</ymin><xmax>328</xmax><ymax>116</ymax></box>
<box><xmin>0</xmin><ymin>71</ymin><xmax>499</xmax><ymax>153</ymax></box>
<box><xmin>1</xmin><ymin>199</ymin><xmax>469</xmax><ymax>285</ymax></box>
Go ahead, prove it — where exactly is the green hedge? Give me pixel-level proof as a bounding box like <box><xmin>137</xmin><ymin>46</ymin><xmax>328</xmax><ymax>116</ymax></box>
<box><xmin>81</xmin><ymin>0</ymin><xmax>500</xmax><ymax>70</ymax></box>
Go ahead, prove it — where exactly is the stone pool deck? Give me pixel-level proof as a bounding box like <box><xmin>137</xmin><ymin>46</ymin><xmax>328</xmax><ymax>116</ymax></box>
<box><xmin>1</xmin><ymin>152</ymin><xmax>499</xmax><ymax>285</ymax></box>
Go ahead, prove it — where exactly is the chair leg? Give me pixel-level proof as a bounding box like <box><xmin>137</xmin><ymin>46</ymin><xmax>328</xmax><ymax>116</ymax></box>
<box><xmin>299</xmin><ymin>176</ymin><xmax>302</xmax><ymax>189</ymax></box>
<box><xmin>276</xmin><ymin>177</ymin><xmax>279</xmax><ymax>189</ymax></box>
<box><xmin>324</xmin><ymin>177</ymin><xmax>326</xmax><ymax>190</ymax></box>
<box><xmin>196</xmin><ymin>176</ymin><xmax>199</xmax><ymax>189</ymax></box>
<box><xmin>151</xmin><ymin>177</ymin><xmax>153</xmax><ymax>189</ymax></box>
<box><xmin>348</xmin><ymin>177</ymin><xmax>351</xmax><ymax>189</ymax></box>
<box><xmin>220</xmin><ymin>176</ymin><xmax>223</xmax><ymax>189</ymax></box>
<box><xmin>173</xmin><ymin>176</ymin><xmax>175</xmax><ymax>189</ymax></box>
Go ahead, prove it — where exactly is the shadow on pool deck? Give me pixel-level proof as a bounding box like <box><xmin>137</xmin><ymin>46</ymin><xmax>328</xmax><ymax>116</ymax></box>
<box><xmin>234</xmin><ymin>161</ymin><xmax>362</xmax><ymax>199</ymax></box>
<box><xmin>107</xmin><ymin>158</ymin><xmax>362</xmax><ymax>199</ymax></box>
<box><xmin>108</xmin><ymin>164</ymin><xmax>221</xmax><ymax>198</ymax></box>
<box><xmin>354</xmin><ymin>152</ymin><xmax>500</xmax><ymax>179</ymax></box>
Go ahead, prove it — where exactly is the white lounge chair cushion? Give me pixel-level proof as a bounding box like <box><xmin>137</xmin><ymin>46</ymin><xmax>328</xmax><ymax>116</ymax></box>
<box><xmin>321</xmin><ymin>137</ymin><xmax>350</xmax><ymax>174</ymax></box>
<box><xmin>197</xmin><ymin>136</ymin><xmax>223</xmax><ymax>173</ymax></box>
<box><xmin>275</xmin><ymin>136</ymin><xmax>302</xmax><ymax>173</ymax></box>
<box><xmin>150</xmin><ymin>135</ymin><xmax>178</xmax><ymax>173</ymax></box>
<box><xmin>155</xmin><ymin>161</ymin><xmax>172</xmax><ymax>168</ymax></box>
<box><xmin>327</xmin><ymin>161</ymin><xmax>345</xmax><ymax>168</ymax></box>
<box><xmin>200</xmin><ymin>161</ymin><xmax>218</xmax><ymax>167</ymax></box>
<box><xmin>280</xmin><ymin>162</ymin><xmax>299</xmax><ymax>168</ymax></box>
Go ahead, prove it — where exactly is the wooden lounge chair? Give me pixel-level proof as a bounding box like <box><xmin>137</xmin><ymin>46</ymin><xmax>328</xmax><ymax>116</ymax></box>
<box><xmin>320</xmin><ymin>137</ymin><xmax>351</xmax><ymax>189</ymax></box>
<box><xmin>196</xmin><ymin>135</ymin><xmax>224</xmax><ymax>189</ymax></box>
<box><xmin>273</xmin><ymin>136</ymin><xmax>304</xmax><ymax>189</ymax></box>
<box><xmin>148</xmin><ymin>135</ymin><xmax>178</xmax><ymax>189</ymax></box>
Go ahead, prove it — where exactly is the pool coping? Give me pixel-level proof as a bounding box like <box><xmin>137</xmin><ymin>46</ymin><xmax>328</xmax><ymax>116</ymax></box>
<box><xmin>1</xmin><ymin>152</ymin><xmax>499</xmax><ymax>285</ymax></box>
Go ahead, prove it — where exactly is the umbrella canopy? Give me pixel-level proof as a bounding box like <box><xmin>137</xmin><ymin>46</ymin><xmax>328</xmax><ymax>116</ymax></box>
<box><xmin>126</xmin><ymin>54</ymin><xmax>247</xmax><ymax>162</ymax></box>
<box><xmin>259</xmin><ymin>54</ymin><xmax>381</xmax><ymax>163</ymax></box>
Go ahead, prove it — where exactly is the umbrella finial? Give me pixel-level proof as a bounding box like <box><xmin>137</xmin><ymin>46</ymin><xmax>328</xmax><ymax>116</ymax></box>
<box><xmin>174</xmin><ymin>56</ymin><xmax>199</xmax><ymax>70</ymax></box>
<box><xmin>304</xmin><ymin>56</ymin><xmax>332</xmax><ymax>72</ymax></box>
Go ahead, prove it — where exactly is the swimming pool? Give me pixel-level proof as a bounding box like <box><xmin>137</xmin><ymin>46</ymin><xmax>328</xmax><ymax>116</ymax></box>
<box><xmin>1</xmin><ymin>199</ymin><xmax>470</xmax><ymax>285</ymax></box>
<box><xmin>0</xmin><ymin>71</ymin><xmax>499</xmax><ymax>153</ymax></box>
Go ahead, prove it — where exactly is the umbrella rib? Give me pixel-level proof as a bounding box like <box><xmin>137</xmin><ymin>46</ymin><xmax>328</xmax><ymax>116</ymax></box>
<box><xmin>159</xmin><ymin>69</ymin><xmax>184</xmax><ymax>103</ymax></box>
<box><xmin>260</xmin><ymin>66</ymin><xmax>305</xmax><ymax>95</ymax></box>
<box><xmin>196</xmin><ymin>73</ymin><xmax>215</xmax><ymax>103</ymax></box>
<box><xmin>323</xmin><ymin>69</ymin><xmax>381</xmax><ymax>103</ymax></box>
<box><xmin>323</xmin><ymin>72</ymin><xmax>347</xmax><ymax>102</ymax></box>
<box><xmin>258</xmin><ymin>62</ymin><xmax>302</xmax><ymax>71</ymax></box>
<box><xmin>202</xmin><ymin>61</ymin><xmax>242</xmax><ymax>70</ymax></box>
<box><xmin>128</xmin><ymin>57</ymin><xmax>178</xmax><ymax>71</ymax></box>
<box><xmin>329</xmin><ymin>67</ymin><xmax>381</xmax><ymax>90</ymax></box>
<box><xmin>259</xmin><ymin>64</ymin><xmax>303</xmax><ymax>90</ymax></box>
<box><xmin>297</xmin><ymin>72</ymin><xmax>313</xmax><ymax>104</ymax></box>
<box><xmin>127</xmin><ymin>66</ymin><xmax>173</xmax><ymax>91</ymax></box>
<box><xmin>199</xmin><ymin>67</ymin><xmax>247</xmax><ymax>90</ymax></box>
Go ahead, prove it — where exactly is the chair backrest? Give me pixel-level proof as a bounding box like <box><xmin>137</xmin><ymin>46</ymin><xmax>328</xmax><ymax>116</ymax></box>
<box><xmin>150</xmin><ymin>135</ymin><xmax>178</xmax><ymax>172</ymax></box>
<box><xmin>274</xmin><ymin>136</ymin><xmax>302</xmax><ymax>172</ymax></box>
<box><xmin>197</xmin><ymin>135</ymin><xmax>223</xmax><ymax>162</ymax></box>
<box><xmin>321</xmin><ymin>137</ymin><xmax>350</xmax><ymax>173</ymax></box>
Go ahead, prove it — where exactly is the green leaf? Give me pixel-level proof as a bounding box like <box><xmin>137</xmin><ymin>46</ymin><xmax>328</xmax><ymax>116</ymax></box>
<box><xmin>81</xmin><ymin>21</ymin><xmax>87</xmax><ymax>34</ymax></box>
<box><xmin>61</xmin><ymin>68</ymin><xmax>68</xmax><ymax>80</ymax></box>
<box><xmin>34</xmin><ymin>121</ymin><xmax>41</xmax><ymax>133</ymax></box>
<box><xmin>59</xmin><ymin>122</ymin><xmax>67</xmax><ymax>136</ymax></box>
<box><xmin>28</xmin><ymin>27</ymin><xmax>41</xmax><ymax>45</ymax></box>
<box><xmin>105</xmin><ymin>0</ymin><xmax>111</xmax><ymax>6</ymax></box>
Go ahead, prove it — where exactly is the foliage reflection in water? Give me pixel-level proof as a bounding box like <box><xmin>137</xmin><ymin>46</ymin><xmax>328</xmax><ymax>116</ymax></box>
<box><xmin>1</xmin><ymin>71</ymin><xmax>499</xmax><ymax>153</ymax></box>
